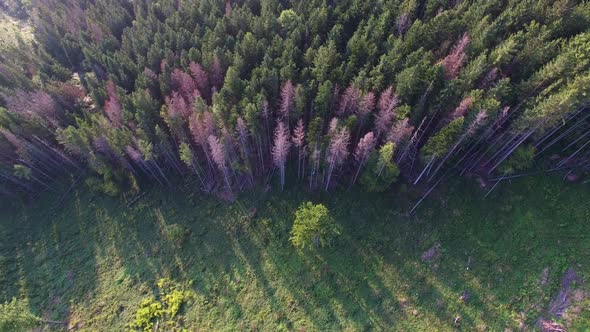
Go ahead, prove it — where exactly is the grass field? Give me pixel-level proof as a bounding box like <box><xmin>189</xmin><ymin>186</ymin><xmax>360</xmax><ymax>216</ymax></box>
<box><xmin>0</xmin><ymin>176</ymin><xmax>589</xmax><ymax>331</ymax></box>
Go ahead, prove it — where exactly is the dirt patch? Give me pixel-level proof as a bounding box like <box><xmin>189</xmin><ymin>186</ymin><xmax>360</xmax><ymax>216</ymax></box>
<box><xmin>539</xmin><ymin>267</ymin><xmax>549</xmax><ymax>286</ymax></box>
<box><xmin>460</xmin><ymin>290</ymin><xmax>470</xmax><ymax>304</ymax></box>
<box><xmin>216</xmin><ymin>189</ymin><xmax>235</xmax><ymax>202</ymax></box>
<box><xmin>539</xmin><ymin>268</ymin><xmax>587</xmax><ymax>331</ymax></box>
<box><xmin>67</xmin><ymin>311</ymin><xmax>84</xmax><ymax>330</ymax></box>
<box><xmin>67</xmin><ymin>270</ymin><xmax>75</xmax><ymax>285</ymax></box>
<box><xmin>561</xmin><ymin>289</ymin><xmax>588</xmax><ymax>327</ymax></box>
<box><xmin>421</xmin><ymin>243</ymin><xmax>442</xmax><ymax>262</ymax></box>
<box><xmin>539</xmin><ymin>319</ymin><xmax>566</xmax><ymax>332</ymax></box>
<box><xmin>565</xmin><ymin>172</ymin><xmax>580</xmax><ymax>182</ymax></box>
<box><xmin>547</xmin><ymin>268</ymin><xmax>579</xmax><ymax>318</ymax></box>
<box><xmin>476</xmin><ymin>176</ymin><xmax>488</xmax><ymax>189</ymax></box>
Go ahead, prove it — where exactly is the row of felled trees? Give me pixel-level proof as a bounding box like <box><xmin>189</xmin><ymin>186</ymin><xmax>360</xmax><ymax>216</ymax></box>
<box><xmin>0</xmin><ymin>0</ymin><xmax>589</xmax><ymax>199</ymax></box>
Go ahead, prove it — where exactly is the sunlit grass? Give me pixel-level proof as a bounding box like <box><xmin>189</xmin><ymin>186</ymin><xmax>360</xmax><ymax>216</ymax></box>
<box><xmin>0</xmin><ymin>13</ymin><xmax>33</xmax><ymax>50</ymax></box>
<box><xmin>0</xmin><ymin>175</ymin><xmax>588</xmax><ymax>330</ymax></box>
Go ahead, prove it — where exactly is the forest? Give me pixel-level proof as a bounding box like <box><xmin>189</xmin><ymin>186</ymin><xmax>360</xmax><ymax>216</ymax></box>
<box><xmin>0</xmin><ymin>0</ymin><xmax>589</xmax><ymax>330</ymax></box>
<box><xmin>0</xmin><ymin>0</ymin><xmax>588</xmax><ymax>200</ymax></box>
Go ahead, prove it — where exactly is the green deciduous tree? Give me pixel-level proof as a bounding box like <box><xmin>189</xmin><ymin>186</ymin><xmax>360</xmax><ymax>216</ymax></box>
<box><xmin>290</xmin><ymin>202</ymin><xmax>341</xmax><ymax>249</ymax></box>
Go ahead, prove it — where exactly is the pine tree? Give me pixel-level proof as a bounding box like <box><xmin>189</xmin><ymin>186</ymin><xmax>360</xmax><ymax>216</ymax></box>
<box><xmin>279</xmin><ymin>80</ymin><xmax>295</xmax><ymax>122</ymax></box>
<box><xmin>208</xmin><ymin>135</ymin><xmax>232</xmax><ymax>195</ymax></box>
<box><xmin>357</xmin><ymin>92</ymin><xmax>375</xmax><ymax>121</ymax></box>
<box><xmin>292</xmin><ymin>119</ymin><xmax>306</xmax><ymax>180</ymax></box>
<box><xmin>387</xmin><ymin>118</ymin><xmax>414</xmax><ymax>146</ymax></box>
<box><xmin>189</xmin><ymin>111</ymin><xmax>216</xmax><ymax>172</ymax></box>
<box><xmin>375</xmin><ymin>87</ymin><xmax>400</xmax><ymax>138</ymax></box>
<box><xmin>170</xmin><ymin>68</ymin><xmax>199</xmax><ymax>102</ymax></box>
<box><xmin>451</xmin><ymin>97</ymin><xmax>474</xmax><ymax>120</ymax></box>
<box><xmin>272</xmin><ymin>122</ymin><xmax>291</xmax><ymax>191</ymax></box>
<box><xmin>360</xmin><ymin>142</ymin><xmax>400</xmax><ymax>192</ymax></box>
<box><xmin>236</xmin><ymin>117</ymin><xmax>254</xmax><ymax>183</ymax></box>
<box><xmin>325</xmin><ymin>127</ymin><xmax>350</xmax><ymax>190</ymax></box>
<box><xmin>6</xmin><ymin>90</ymin><xmax>59</xmax><ymax>128</ymax></box>
<box><xmin>352</xmin><ymin>131</ymin><xmax>376</xmax><ymax>185</ymax></box>
<box><xmin>337</xmin><ymin>85</ymin><xmax>360</xmax><ymax>117</ymax></box>
<box><xmin>440</xmin><ymin>33</ymin><xmax>470</xmax><ymax>80</ymax></box>
<box><xmin>209</xmin><ymin>56</ymin><xmax>225</xmax><ymax>91</ymax></box>
<box><xmin>189</xmin><ymin>62</ymin><xmax>211</xmax><ymax>99</ymax></box>
<box><xmin>104</xmin><ymin>81</ymin><xmax>123</xmax><ymax>127</ymax></box>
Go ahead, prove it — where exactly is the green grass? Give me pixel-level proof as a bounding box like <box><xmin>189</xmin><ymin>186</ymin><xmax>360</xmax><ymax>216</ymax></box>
<box><xmin>0</xmin><ymin>176</ymin><xmax>589</xmax><ymax>331</ymax></box>
<box><xmin>0</xmin><ymin>13</ymin><xmax>34</xmax><ymax>52</ymax></box>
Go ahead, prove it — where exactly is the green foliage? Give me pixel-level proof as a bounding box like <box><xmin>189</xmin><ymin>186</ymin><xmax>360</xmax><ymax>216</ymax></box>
<box><xmin>314</xmin><ymin>80</ymin><xmax>333</xmax><ymax>117</ymax></box>
<box><xmin>179</xmin><ymin>143</ymin><xmax>193</xmax><ymax>169</ymax></box>
<box><xmin>312</xmin><ymin>41</ymin><xmax>339</xmax><ymax>82</ymax></box>
<box><xmin>0</xmin><ymin>298</ymin><xmax>40</xmax><ymax>332</ymax></box>
<box><xmin>1</xmin><ymin>11</ymin><xmax>590</xmax><ymax>332</ymax></box>
<box><xmin>395</xmin><ymin>49</ymin><xmax>440</xmax><ymax>104</ymax></box>
<box><xmin>499</xmin><ymin>144</ymin><xmax>536</xmax><ymax>174</ymax></box>
<box><xmin>278</xmin><ymin>9</ymin><xmax>300</xmax><ymax>32</ymax></box>
<box><xmin>85</xmin><ymin>168</ymin><xmax>122</xmax><ymax>197</ymax></box>
<box><xmin>128</xmin><ymin>298</ymin><xmax>163</xmax><ymax>332</ymax></box>
<box><xmin>421</xmin><ymin>117</ymin><xmax>465</xmax><ymax>159</ymax></box>
<box><xmin>131</xmin><ymin>89</ymin><xmax>159</xmax><ymax>139</ymax></box>
<box><xmin>163</xmin><ymin>223</ymin><xmax>189</xmax><ymax>247</ymax></box>
<box><xmin>1</xmin><ymin>175</ymin><xmax>589</xmax><ymax>330</ymax></box>
<box><xmin>360</xmin><ymin>142</ymin><xmax>400</xmax><ymax>192</ymax></box>
<box><xmin>519</xmin><ymin>71</ymin><xmax>590</xmax><ymax>131</ymax></box>
<box><xmin>2</xmin><ymin>0</ymin><xmax>590</xmax><ymax>199</ymax></box>
<box><xmin>157</xmin><ymin>278</ymin><xmax>188</xmax><ymax>318</ymax></box>
<box><xmin>289</xmin><ymin>202</ymin><xmax>341</xmax><ymax>250</ymax></box>
<box><xmin>128</xmin><ymin>278</ymin><xmax>192</xmax><ymax>332</ymax></box>
<box><xmin>12</xmin><ymin>164</ymin><xmax>31</xmax><ymax>180</ymax></box>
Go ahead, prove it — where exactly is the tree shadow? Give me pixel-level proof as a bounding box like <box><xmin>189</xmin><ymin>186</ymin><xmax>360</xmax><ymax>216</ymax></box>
<box><xmin>0</xmin><ymin>175</ymin><xmax>587</xmax><ymax>330</ymax></box>
<box><xmin>0</xmin><ymin>189</ymin><xmax>101</xmax><ymax>326</ymax></box>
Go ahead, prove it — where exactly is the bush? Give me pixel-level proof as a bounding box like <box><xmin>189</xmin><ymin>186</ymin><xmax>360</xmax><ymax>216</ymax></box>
<box><xmin>163</xmin><ymin>224</ymin><xmax>189</xmax><ymax>247</ymax></box>
<box><xmin>289</xmin><ymin>202</ymin><xmax>341</xmax><ymax>249</ymax></box>
<box><xmin>127</xmin><ymin>278</ymin><xmax>193</xmax><ymax>332</ymax></box>
<box><xmin>128</xmin><ymin>298</ymin><xmax>163</xmax><ymax>332</ymax></box>
<box><xmin>498</xmin><ymin>144</ymin><xmax>536</xmax><ymax>174</ymax></box>
<box><xmin>85</xmin><ymin>176</ymin><xmax>120</xmax><ymax>197</ymax></box>
<box><xmin>0</xmin><ymin>298</ymin><xmax>40</xmax><ymax>332</ymax></box>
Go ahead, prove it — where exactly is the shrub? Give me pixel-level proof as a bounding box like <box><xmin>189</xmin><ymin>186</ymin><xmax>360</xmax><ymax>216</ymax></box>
<box><xmin>128</xmin><ymin>298</ymin><xmax>163</xmax><ymax>332</ymax></box>
<box><xmin>289</xmin><ymin>202</ymin><xmax>341</xmax><ymax>249</ymax></box>
<box><xmin>85</xmin><ymin>176</ymin><xmax>120</xmax><ymax>197</ymax></box>
<box><xmin>0</xmin><ymin>298</ymin><xmax>40</xmax><ymax>332</ymax></box>
<box><xmin>157</xmin><ymin>278</ymin><xmax>188</xmax><ymax>317</ymax></box>
<box><xmin>12</xmin><ymin>165</ymin><xmax>31</xmax><ymax>180</ymax></box>
<box><xmin>163</xmin><ymin>224</ymin><xmax>189</xmax><ymax>247</ymax></box>
<box><xmin>498</xmin><ymin>144</ymin><xmax>536</xmax><ymax>174</ymax></box>
<box><xmin>127</xmin><ymin>278</ymin><xmax>192</xmax><ymax>332</ymax></box>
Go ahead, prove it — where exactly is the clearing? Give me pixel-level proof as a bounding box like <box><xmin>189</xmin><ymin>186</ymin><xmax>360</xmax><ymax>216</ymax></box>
<box><xmin>0</xmin><ymin>176</ymin><xmax>589</xmax><ymax>330</ymax></box>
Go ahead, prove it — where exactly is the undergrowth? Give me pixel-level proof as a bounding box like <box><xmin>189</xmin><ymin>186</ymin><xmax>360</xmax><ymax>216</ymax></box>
<box><xmin>0</xmin><ymin>175</ymin><xmax>588</xmax><ymax>331</ymax></box>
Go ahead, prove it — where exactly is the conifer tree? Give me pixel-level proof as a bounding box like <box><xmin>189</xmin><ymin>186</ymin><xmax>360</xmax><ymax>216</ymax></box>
<box><xmin>272</xmin><ymin>122</ymin><xmax>291</xmax><ymax>191</ymax></box>
<box><xmin>325</xmin><ymin>126</ymin><xmax>350</xmax><ymax>190</ymax></box>
<box><xmin>292</xmin><ymin>119</ymin><xmax>306</xmax><ymax>180</ymax></box>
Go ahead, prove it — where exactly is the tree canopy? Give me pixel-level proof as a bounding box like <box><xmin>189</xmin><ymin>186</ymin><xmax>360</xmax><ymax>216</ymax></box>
<box><xmin>290</xmin><ymin>202</ymin><xmax>340</xmax><ymax>249</ymax></box>
<box><xmin>0</xmin><ymin>0</ymin><xmax>588</xmax><ymax>199</ymax></box>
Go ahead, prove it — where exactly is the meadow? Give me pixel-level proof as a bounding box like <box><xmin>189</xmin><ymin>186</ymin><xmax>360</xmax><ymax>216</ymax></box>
<box><xmin>0</xmin><ymin>176</ymin><xmax>589</xmax><ymax>331</ymax></box>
